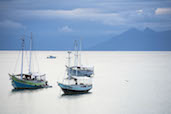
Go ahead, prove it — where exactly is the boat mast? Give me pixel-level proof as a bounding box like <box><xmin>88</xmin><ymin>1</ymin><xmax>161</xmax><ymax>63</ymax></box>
<box><xmin>74</xmin><ymin>40</ymin><xmax>79</xmax><ymax>66</ymax></box>
<box><xmin>29</xmin><ymin>32</ymin><xmax>32</xmax><ymax>74</ymax></box>
<box><xmin>21</xmin><ymin>36</ymin><xmax>25</xmax><ymax>79</ymax></box>
<box><xmin>67</xmin><ymin>51</ymin><xmax>71</xmax><ymax>78</ymax></box>
<box><xmin>68</xmin><ymin>51</ymin><xmax>71</xmax><ymax>67</ymax></box>
<box><xmin>74</xmin><ymin>40</ymin><xmax>79</xmax><ymax>76</ymax></box>
<box><xmin>79</xmin><ymin>39</ymin><xmax>82</xmax><ymax>66</ymax></box>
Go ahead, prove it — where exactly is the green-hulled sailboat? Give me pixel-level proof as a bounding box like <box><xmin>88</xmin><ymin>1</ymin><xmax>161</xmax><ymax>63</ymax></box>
<box><xmin>9</xmin><ymin>33</ymin><xmax>50</xmax><ymax>89</ymax></box>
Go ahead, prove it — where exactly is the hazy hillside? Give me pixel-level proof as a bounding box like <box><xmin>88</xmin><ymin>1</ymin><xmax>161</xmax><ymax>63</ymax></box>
<box><xmin>1</xmin><ymin>28</ymin><xmax>171</xmax><ymax>51</ymax></box>
<box><xmin>90</xmin><ymin>28</ymin><xmax>171</xmax><ymax>51</ymax></box>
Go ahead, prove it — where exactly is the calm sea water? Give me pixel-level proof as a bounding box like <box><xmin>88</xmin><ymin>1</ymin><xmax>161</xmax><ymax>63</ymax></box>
<box><xmin>0</xmin><ymin>51</ymin><xmax>171</xmax><ymax>114</ymax></box>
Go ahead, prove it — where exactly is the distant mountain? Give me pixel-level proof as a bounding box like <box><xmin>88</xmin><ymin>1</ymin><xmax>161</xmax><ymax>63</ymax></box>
<box><xmin>1</xmin><ymin>27</ymin><xmax>171</xmax><ymax>51</ymax></box>
<box><xmin>90</xmin><ymin>28</ymin><xmax>171</xmax><ymax>51</ymax></box>
<box><xmin>0</xmin><ymin>32</ymin><xmax>111</xmax><ymax>51</ymax></box>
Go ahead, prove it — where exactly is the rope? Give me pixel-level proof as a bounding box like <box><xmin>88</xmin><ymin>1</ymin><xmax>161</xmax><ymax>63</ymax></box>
<box><xmin>13</xmin><ymin>50</ymin><xmax>21</xmax><ymax>74</ymax></box>
<box><xmin>25</xmin><ymin>50</ymin><xmax>29</xmax><ymax>73</ymax></box>
<box><xmin>34</xmin><ymin>51</ymin><xmax>40</xmax><ymax>73</ymax></box>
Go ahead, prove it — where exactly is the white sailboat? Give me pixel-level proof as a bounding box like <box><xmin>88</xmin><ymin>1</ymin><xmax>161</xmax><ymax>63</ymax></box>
<box><xmin>9</xmin><ymin>33</ymin><xmax>50</xmax><ymax>89</ymax></box>
<box><xmin>58</xmin><ymin>51</ymin><xmax>92</xmax><ymax>95</ymax></box>
<box><xmin>67</xmin><ymin>40</ymin><xmax>94</xmax><ymax>77</ymax></box>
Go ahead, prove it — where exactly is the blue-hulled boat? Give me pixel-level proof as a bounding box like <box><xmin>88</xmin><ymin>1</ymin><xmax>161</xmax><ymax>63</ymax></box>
<box><xmin>47</xmin><ymin>55</ymin><xmax>56</xmax><ymax>59</ymax></box>
<box><xmin>58</xmin><ymin>51</ymin><xmax>93</xmax><ymax>95</ymax></box>
<box><xmin>58</xmin><ymin>82</ymin><xmax>92</xmax><ymax>94</ymax></box>
<box><xmin>66</xmin><ymin>40</ymin><xmax>94</xmax><ymax>77</ymax></box>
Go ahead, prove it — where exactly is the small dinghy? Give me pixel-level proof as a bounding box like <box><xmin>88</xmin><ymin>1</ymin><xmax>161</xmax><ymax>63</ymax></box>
<box><xmin>47</xmin><ymin>55</ymin><xmax>56</xmax><ymax>59</ymax></box>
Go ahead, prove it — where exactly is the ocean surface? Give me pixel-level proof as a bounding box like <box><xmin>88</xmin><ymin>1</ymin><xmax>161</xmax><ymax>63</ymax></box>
<box><xmin>0</xmin><ymin>51</ymin><xmax>171</xmax><ymax>114</ymax></box>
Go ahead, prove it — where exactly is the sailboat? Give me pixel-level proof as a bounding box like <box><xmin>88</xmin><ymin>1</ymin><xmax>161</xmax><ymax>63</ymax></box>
<box><xmin>9</xmin><ymin>33</ymin><xmax>50</xmax><ymax>89</ymax></box>
<box><xmin>58</xmin><ymin>50</ymin><xmax>93</xmax><ymax>95</ymax></box>
<box><xmin>67</xmin><ymin>40</ymin><xmax>94</xmax><ymax>77</ymax></box>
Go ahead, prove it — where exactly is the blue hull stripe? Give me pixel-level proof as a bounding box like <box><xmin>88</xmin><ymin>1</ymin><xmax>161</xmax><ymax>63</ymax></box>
<box><xmin>12</xmin><ymin>80</ymin><xmax>42</xmax><ymax>89</ymax></box>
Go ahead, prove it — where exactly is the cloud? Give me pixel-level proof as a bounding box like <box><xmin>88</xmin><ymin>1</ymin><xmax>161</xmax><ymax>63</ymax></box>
<box><xmin>0</xmin><ymin>20</ymin><xmax>25</xmax><ymax>29</ymax></box>
<box><xmin>14</xmin><ymin>8</ymin><xmax>125</xmax><ymax>26</ymax></box>
<box><xmin>58</xmin><ymin>26</ymin><xmax>73</xmax><ymax>32</ymax></box>
<box><xmin>136</xmin><ymin>9</ymin><xmax>143</xmax><ymax>14</ymax></box>
<box><xmin>9</xmin><ymin>7</ymin><xmax>171</xmax><ymax>31</ymax></box>
<box><xmin>155</xmin><ymin>8</ymin><xmax>171</xmax><ymax>15</ymax></box>
<box><xmin>1</xmin><ymin>0</ymin><xmax>171</xmax><ymax>33</ymax></box>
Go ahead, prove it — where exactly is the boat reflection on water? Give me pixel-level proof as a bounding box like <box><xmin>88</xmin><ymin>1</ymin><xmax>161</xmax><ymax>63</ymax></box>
<box><xmin>10</xmin><ymin>88</ymin><xmax>43</xmax><ymax>95</ymax></box>
<box><xmin>60</xmin><ymin>92</ymin><xmax>92</xmax><ymax>97</ymax></box>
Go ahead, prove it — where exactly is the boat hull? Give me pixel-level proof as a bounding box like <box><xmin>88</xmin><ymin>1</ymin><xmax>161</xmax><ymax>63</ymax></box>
<box><xmin>12</xmin><ymin>79</ymin><xmax>43</xmax><ymax>89</ymax></box>
<box><xmin>61</xmin><ymin>88</ymin><xmax>90</xmax><ymax>94</ymax></box>
<box><xmin>58</xmin><ymin>82</ymin><xmax>92</xmax><ymax>95</ymax></box>
<box><xmin>10</xmin><ymin>74</ymin><xmax>45</xmax><ymax>89</ymax></box>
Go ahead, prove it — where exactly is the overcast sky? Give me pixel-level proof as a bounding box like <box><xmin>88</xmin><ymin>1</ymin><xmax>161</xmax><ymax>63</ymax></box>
<box><xmin>0</xmin><ymin>0</ymin><xmax>171</xmax><ymax>47</ymax></box>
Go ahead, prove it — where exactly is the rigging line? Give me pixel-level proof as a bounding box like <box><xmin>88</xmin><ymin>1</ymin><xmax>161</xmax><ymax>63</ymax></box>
<box><xmin>20</xmin><ymin>37</ymin><xmax>25</xmax><ymax>79</ymax></box>
<box><xmin>11</xmin><ymin>39</ymin><xmax>20</xmax><ymax>74</ymax></box>
<box><xmin>62</xmin><ymin>70</ymin><xmax>66</xmax><ymax>83</ymax></box>
<box><xmin>22</xmin><ymin>34</ymin><xmax>27</xmax><ymax>73</ymax></box>
<box><xmin>25</xmin><ymin>36</ymin><xmax>29</xmax><ymax>73</ymax></box>
<box><xmin>32</xmin><ymin>51</ymin><xmax>35</xmax><ymax>73</ymax></box>
<box><xmin>34</xmin><ymin>50</ymin><xmax>40</xmax><ymax>73</ymax></box>
<box><xmin>13</xmin><ymin>50</ymin><xmax>21</xmax><ymax>74</ymax></box>
<box><xmin>58</xmin><ymin>71</ymin><xmax>65</xmax><ymax>96</ymax></box>
<box><xmin>74</xmin><ymin>40</ymin><xmax>79</xmax><ymax>66</ymax></box>
<box><xmin>29</xmin><ymin>32</ymin><xmax>32</xmax><ymax>74</ymax></box>
<box><xmin>79</xmin><ymin>38</ymin><xmax>82</xmax><ymax>66</ymax></box>
<box><xmin>25</xmin><ymin>50</ymin><xmax>29</xmax><ymax>73</ymax></box>
<box><xmin>82</xmin><ymin>43</ymin><xmax>88</xmax><ymax>66</ymax></box>
<box><xmin>84</xmin><ymin>50</ymin><xmax>88</xmax><ymax>66</ymax></box>
<box><xmin>31</xmin><ymin>51</ymin><xmax>34</xmax><ymax>73</ymax></box>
